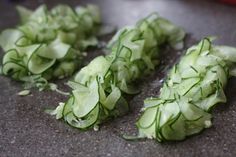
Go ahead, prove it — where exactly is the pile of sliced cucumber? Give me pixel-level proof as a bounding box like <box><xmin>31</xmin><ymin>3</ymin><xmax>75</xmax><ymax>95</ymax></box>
<box><xmin>51</xmin><ymin>13</ymin><xmax>185</xmax><ymax>129</ymax></box>
<box><xmin>137</xmin><ymin>38</ymin><xmax>236</xmax><ymax>141</ymax></box>
<box><xmin>0</xmin><ymin>4</ymin><xmax>100</xmax><ymax>90</ymax></box>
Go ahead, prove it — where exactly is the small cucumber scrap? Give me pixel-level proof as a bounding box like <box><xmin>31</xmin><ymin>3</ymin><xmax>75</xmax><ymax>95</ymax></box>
<box><xmin>51</xmin><ymin>13</ymin><xmax>185</xmax><ymax>130</ymax></box>
<box><xmin>137</xmin><ymin>38</ymin><xmax>236</xmax><ymax>142</ymax></box>
<box><xmin>0</xmin><ymin>4</ymin><xmax>101</xmax><ymax>90</ymax></box>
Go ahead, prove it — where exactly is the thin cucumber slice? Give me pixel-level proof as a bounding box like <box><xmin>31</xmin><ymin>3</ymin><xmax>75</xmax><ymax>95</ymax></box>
<box><xmin>16</xmin><ymin>5</ymin><xmax>32</xmax><ymax>24</ymax></box>
<box><xmin>74</xmin><ymin>56</ymin><xmax>111</xmax><ymax>84</ymax></box>
<box><xmin>144</xmin><ymin>98</ymin><xmax>165</xmax><ymax>108</ymax></box>
<box><xmin>159</xmin><ymin>102</ymin><xmax>180</xmax><ymax>127</ymax></box>
<box><xmin>72</xmin><ymin>78</ymin><xmax>99</xmax><ymax>118</ymax></box>
<box><xmin>195</xmin><ymin>88</ymin><xmax>226</xmax><ymax>111</ymax></box>
<box><xmin>137</xmin><ymin>107</ymin><xmax>157</xmax><ymax>129</ymax></box>
<box><xmin>138</xmin><ymin>122</ymin><xmax>157</xmax><ymax>139</ymax></box>
<box><xmin>0</xmin><ymin>29</ymin><xmax>23</xmax><ymax>51</ymax></box>
<box><xmin>2</xmin><ymin>49</ymin><xmax>27</xmax><ymax>79</ymax></box>
<box><xmin>178</xmin><ymin>99</ymin><xmax>204</xmax><ymax>121</ymax></box>
<box><xmin>176</xmin><ymin>77</ymin><xmax>201</xmax><ymax>96</ymax></box>
<box><xmin>214</xmin><ymin>46</ymin><xmax>236</xmax><ymax>62</ymax></box>
<box><xmin>28</xmin><ymin>54</ymin><xmax>56</xmax><ymax>74</ymax></box>
<box><xmin>66</xmin><ymin>104</ymin><xmax>99</xmax><ymax>129</ymax></box>
<box><xmin>37</xmin><ymin>38</ymin><xmax>71</xmax><ymax>59</ymax></box>
<box><xmin>102</xmin><ymin>86</ymin><xmax>121</xmax><ymax>110</ymax></box>
<box><xmin>2</xmin><ymin>61</ymin><xmax>26</xmax><ymax>79</ymax></box>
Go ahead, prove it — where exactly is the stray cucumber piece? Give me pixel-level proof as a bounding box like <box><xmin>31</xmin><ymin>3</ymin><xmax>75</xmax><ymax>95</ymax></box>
<box><xmin>18</xmin><ymin>89</ymin><xmax>31</xmax><ymax>96</ymax></box>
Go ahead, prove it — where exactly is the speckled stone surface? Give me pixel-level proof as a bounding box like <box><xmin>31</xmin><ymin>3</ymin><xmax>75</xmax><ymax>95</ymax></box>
<box><xmin>0</xmin><ymin>0</ymin><xmax>236</xmax><ymax>157</ymax></box>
